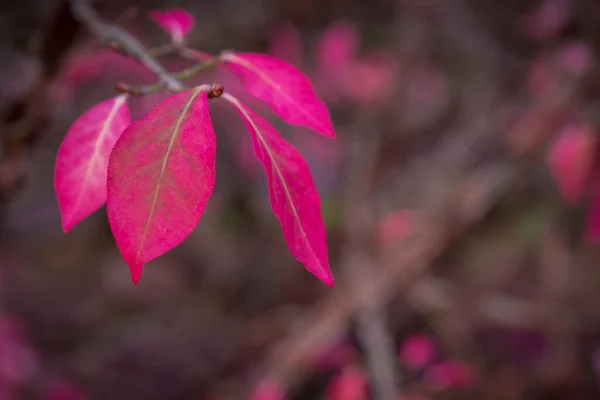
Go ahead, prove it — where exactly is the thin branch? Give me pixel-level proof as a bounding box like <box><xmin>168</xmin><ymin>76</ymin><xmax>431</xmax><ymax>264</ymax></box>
<box><xmin>69</xmin><ymin>0</ymin><xmax>184</xmax><ymax>92</ymax></box>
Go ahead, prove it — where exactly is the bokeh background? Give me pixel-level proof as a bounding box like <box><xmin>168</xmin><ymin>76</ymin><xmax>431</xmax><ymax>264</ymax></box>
<box><xmin>2</xmin><ymin>0</ymin><xmax>600</xmax><ymax>399</ymax></box>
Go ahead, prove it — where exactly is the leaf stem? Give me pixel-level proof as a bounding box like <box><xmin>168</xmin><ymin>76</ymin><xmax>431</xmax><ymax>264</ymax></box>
<box><xmin>115</xmin><ymin>58</ymin><xmax>222</xmax><ymax>96</ymax></box>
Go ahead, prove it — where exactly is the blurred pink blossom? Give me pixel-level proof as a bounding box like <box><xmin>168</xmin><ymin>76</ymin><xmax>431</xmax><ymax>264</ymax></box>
<box><xmin>547</xmin><ymin>123</ymin><xmax>597</xmax><ymax>204</ymax></box>
<box><xmin>399</xmin><ymin>334</ymin><xmax>436</xmax><ymax>371</ymax></box>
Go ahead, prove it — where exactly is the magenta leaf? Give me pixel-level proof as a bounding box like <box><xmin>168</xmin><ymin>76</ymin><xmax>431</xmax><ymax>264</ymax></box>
<box><xmin>54</xmin><ymin>95</ymin><xmax>131</xmax><ymax>232</ymax></box>
<box><xmin>148</xmin><ymin>8</ymin><xmax>195</xmax><ymax>44</ymax></box>
<box><xmin>107</xmin><ymin>87</ymin><xmax>216</xmax><ymax>283</ymax></box>
<box><xmin>221</xmin><ymin>52</ymin><xmax>336</xmax><ymax>138</ymax></box>
<box><xmin>223</xmin><ymin>93</ymin><xmax>334</xmax><ymax>286</ymax></box>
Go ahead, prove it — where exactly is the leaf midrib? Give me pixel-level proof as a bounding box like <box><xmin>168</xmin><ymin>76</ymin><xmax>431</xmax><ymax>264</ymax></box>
<box><xmin>136</xmin><ymin>88</ymin><xmax>201</xmax><ymax>263</ymax></box>
<box><xmin>233</xmin><ymin>99</ymin><xmax>322</xmax><ymax>270</ymax></box>
<box><xmin>226</xmin><ymin>54</ymin><xmax>328</xmax><ymax>134</ymax></box>
<box><xmin>70</xmin><ymin>95</ymin><xmax>126</xmax><ymax>221</ymax></box>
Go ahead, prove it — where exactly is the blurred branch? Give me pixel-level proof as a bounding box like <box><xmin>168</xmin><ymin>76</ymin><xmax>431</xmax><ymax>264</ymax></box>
<box><xmin>340</xmin><ymin>109</ymin><xmax>398</xmax><ymax>400</ymax></box>
<box><xmin>69</xmin><ymin>0</ymin><xmax>184</xmax><ymax>92</ymax></box>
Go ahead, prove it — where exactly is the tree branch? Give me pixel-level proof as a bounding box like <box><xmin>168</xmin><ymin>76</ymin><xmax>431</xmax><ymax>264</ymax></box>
<box><xmin>69</xmin><ymin>0</ymin><xmax>184</xmax><ymax>92</ymax></box>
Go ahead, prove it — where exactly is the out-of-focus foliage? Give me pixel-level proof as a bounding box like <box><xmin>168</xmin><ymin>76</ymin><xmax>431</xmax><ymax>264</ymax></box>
<box><xmin>3</xmin><ymin>0</ymin><xmax>600</xmax><ymax>398</ymax></box>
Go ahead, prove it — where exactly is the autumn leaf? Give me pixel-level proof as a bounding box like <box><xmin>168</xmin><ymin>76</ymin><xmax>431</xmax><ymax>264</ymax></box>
<box><xmin>54</xmin><ymin>94</ymin><xmax>131</xmax><ymax>232</ymax></box>
<box><xmin>223</xmin><ymin>93</ymin><xmax>333</xmax><ymax>286</ymax></box>
<box><xmin>222</xmin><ymin>52</ymin><xmax>336</xmax><ymax>138</ymax></box>
<box><xmin>148</xmin><ymin>8</ymin><xmax>195</xmax><ymax>45</ymax></box>
<box><xmin>107</xmin><ymin>87</ymin><xmax>216</xmax><ymax>283</ymax></box>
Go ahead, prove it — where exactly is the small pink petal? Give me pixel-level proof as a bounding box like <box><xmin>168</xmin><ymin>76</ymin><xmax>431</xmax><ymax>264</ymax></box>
<box><xmin>149</xmin><ymin>8</ymin><xmax>195</xmax><ymax>44</ymax></box>
<box><xmin>399</xmin><ymin>334</ymin><xmax>436</xmax><ymax>371</ymax></box>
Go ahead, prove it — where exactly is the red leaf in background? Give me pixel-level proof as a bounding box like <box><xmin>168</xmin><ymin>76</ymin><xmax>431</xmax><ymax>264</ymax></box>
<box><xmin>547</xmin><ymin>124</ymin><xmax>597</xmax><ymax>204</ymax></box>
<box><xmin>222</xmin><ymin>52</ymin><xmax>336</xmax><ymax>138</ymax></box>
<box><xmin>223</xmin><ymin>93</ymin><xmax>334</xmax><ymax>286</ymax></box>
<box><xmin>315</xmin><ymin>20</ymin><xmax>358</xmax><ymax>77</ymax></box>
<box><xmin>54</xmin><ymin>95</ymin><xmax>130</xmax><ymax>232</ymax></box>
<box><xmin>53</xmin><ymin>50</ymin><xmax>149</xmax><ymax>102</ymax></box>
<box><xmin>325</xmin><ymin>364</ymin><xmax>367</xmax><ymax>400</ymax></box>
<box><xmin>148</xmin><ymin>8</ymin><xmax>195</xmax><ymax>44</ymax></box>
<box><xmin>107</xmin><ymin>87</ymin><xmax>216</xmax><ymax>283</ymax></box>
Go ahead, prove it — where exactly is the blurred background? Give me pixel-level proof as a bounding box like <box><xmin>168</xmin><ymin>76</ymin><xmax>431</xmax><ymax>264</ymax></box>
<box><xmin>2</xmin><ymin>0</ymin><xmax>600</xmax><ymax>398</ymax></box>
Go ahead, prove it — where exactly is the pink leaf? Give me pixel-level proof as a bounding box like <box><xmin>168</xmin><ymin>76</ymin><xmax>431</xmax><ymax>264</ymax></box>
<box><xmin>547</xmin><ymin>124</ymin><xmax>597</xmax><ymax>204</ymax></box>
<box><xmin>53</xmin><ymin>50</ymin><xmax>150</xmax><ymax>102</ymax></box>
<box><xmin>55</xmin><ymin>95</ymin><xmax>131</xmax><ymax>232</ymax></box>
<box><xmin>148</xmin><ymin>8</ymin><xmax>195</xmax><ymax>44</ymax></box>
<box><xmin>223</xmin><ymin>94</ymin><xmax>333</xmax><ymax>286</ymax></box>
<box><xmin>107</xmin><ymin>87</ymin><xmax>216</xmax><ymax>283</ymax></box>
<box><xmin>222</xmin><ymin>52</ymin><xmax>336</xmax><ymax>138</ymax></box>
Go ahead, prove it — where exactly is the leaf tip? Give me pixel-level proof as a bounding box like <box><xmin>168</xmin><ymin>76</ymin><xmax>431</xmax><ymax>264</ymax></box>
<box><xmin>61</xmin><ymin>220</ymin><xmax>73</xmax><ymax>233</ymax></box>
<box><xmin>129</xmin><ymin>263</ymin><xmax>143</xmax><ymax>285</ymax></box>
<box><xmin>319</xmin><ymin>270</ymin><xmax>334</xmax><ymax>288</ymax></box>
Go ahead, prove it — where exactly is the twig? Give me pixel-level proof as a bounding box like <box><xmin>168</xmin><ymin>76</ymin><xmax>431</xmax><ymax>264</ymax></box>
<box><xmin>69</xmin><ymin>0</ymin><xmax>184</xmax><ymax>92</ymax></box>
<box><xmin>115</xmin><ymin>58</ymin><xmax>222</xmax><ymax>96</ymax></box>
